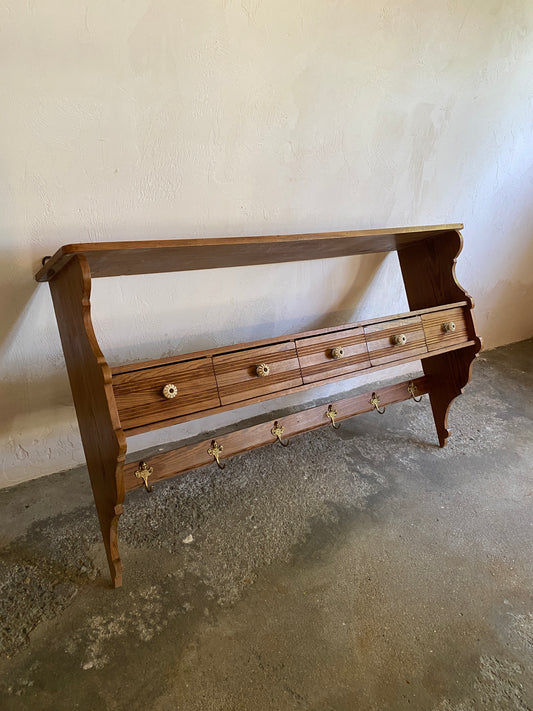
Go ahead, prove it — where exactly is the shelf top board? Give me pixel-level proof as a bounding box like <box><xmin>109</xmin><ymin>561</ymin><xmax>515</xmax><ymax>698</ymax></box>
<box><xmin>35</xmin><ymin>223</ymin><xmax>463</xmax><ymax>281</ymax></box>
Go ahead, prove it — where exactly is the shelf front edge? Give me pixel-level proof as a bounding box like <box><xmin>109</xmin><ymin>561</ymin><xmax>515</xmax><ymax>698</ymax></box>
<box><xmin>35</xmin><ymin>224</ymin><xmax>463</xmax><ymax>281</ymax></box>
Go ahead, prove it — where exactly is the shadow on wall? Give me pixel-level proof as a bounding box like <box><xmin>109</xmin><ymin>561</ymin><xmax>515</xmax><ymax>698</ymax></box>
<box><xmin>91</xmin><ymin>250</ymin><xmax>389</xmax><ymax>367</ymax></box>
<box><xmin>486</xmin><ymin>230</ymin><xmax>533</xmax><ymax>346</ymax></box>
<box><xmin>0</xmin><ymin>235</ymin><xmax>387</xmax><ymax>441</ymax></box>
<box><xmin>292</xmin><ymin>252</ymin><xmax>387</xmax><ymax>332</ymax></box>
<box><xmin>0</xmin><ymin>248</ymin><xmax>75</xmax><ymax>442</ymax></box>
<box><xmin>1</xmin><ymin>370</ymin><xmax>75</xmax><ymax>435</ymax></box>
<box><xmin>0</xmin><ymin>250</ymin><xmax>40</xmax><ymax>356</ymax></box>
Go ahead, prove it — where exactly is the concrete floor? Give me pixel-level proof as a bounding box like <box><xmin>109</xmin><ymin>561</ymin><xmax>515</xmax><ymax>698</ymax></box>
<box><xmin>1</xmin><ymin>338</ymin><xmax>532</xmax><ymax>711</ymax></box>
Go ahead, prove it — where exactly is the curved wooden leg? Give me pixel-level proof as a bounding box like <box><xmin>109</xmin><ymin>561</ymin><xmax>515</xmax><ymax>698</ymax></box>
<box><xmin>427</xmin><ymin>379</ymin><xmax>462</xmax><ymax>448</ymax></box>
<box><xmin>95</xmin><ymin>501</ymin><xmax>124</xmax><ymax>588</ymax></box>
<box><xmin>423</xmin><ymin>345</ymin><xmax>480</xmax><ymax>447</ymax></box>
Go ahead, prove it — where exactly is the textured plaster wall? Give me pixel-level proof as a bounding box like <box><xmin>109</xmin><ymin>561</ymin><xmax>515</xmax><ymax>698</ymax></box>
<box><xmin>1</xmin><ymin>0</ymin><xmax>533</xmax><ymax>488</ymax></box>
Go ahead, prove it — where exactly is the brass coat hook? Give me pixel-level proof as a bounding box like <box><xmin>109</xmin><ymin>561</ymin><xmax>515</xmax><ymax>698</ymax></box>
<box><xmin>326</xmin><ymin>404</ymin><xmax>340</xmax><ymax>429</ymax></box>
<box><xmin>370</xmin><ymin>392</ymin><xmax>386</xmax><ymax>414</ymax></box>
<box><xmin>134</xmin><ymin>461</ymin><xmax>153</xmax><ymax>492</ymax></box>
<box><xmin>271</xmin><ymin>421</ymin><xmax>289</xmax><ymax>447</ymax></box>
<box><xmin>207</xmin><ymin>440</ymin><xmax>225</xmax><ymax>470</ymax></box>
<box><xmin>408</xmin><ymin>381</ymin><xmax>423</xmax><ymax>403</ymax></box>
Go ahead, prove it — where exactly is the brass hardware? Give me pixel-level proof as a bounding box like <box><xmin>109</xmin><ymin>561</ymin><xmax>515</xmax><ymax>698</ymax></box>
<box><xmin>134</xmin><ymin>461</ymin><xmax>153</xmax><ymax>492</ymax></box>
<box><xmin>256</xmin><ymin>363</ymin><xmax>270</xmax><ymax>377</ymax></box>
<box><xmin>208</xmin><ymin>440</ymin><xmax>225</xmax><ymax>470</ymax></box>
<box><xmin>41</xmin><ymin>255</ymin><xmax>52</xmax><ymax>266</ymax></box>
<box><xmin>162</xmin><ymin>383</ymin><xmax>178</xmax><ymax>399</ymax></box>
<box><xmin>408</xmin><ymin>381</ymin><xmax>423</xmax><ymax>403</ymax></box>
<box><xmin>370</xmin><ymin>392</ymin><xmax>386</xmax><ymax>414</ymax></box>
<box><xmin>271</xmin><ymin>421</ymin><xmax>289</xmax><ymax>447</ymax></box>
<box><xmin>326</xmin><ymin>404</ymin><xmax>340</xmax><ymax>429</ymax></box>
<box><xmin>392</xmin><ymin>333</ymin><xmax>407</xmax><ymax>346</ymax></box>
<box><xmin>442</xmin><ymin>321</ymin><xmax>456</xmax><ymax>333</ymax></box>
<box><xmin>330</xmin><ymin>346</ymin><xmax>345</xmax><ymax>360</ymax></box>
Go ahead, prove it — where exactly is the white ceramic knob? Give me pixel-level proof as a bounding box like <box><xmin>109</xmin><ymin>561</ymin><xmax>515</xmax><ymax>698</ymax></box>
<box><xmin>162</xmin><ymin>383</ymin><xmax>178</xmax><ymax>399</ymax></box>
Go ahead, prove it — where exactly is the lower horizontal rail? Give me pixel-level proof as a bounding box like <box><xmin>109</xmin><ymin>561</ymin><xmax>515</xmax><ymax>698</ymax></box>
<box><xmin>123</xmin><ymin>376</ymin><xmax>431</xmax><ymax>492</ymax></box>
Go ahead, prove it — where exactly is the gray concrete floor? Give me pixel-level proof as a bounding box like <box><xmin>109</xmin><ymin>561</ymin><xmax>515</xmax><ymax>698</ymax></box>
<box><xmin>1</xmin><ymin>339</ymin><xmax>532</xmax><ymax>711</ymax></box>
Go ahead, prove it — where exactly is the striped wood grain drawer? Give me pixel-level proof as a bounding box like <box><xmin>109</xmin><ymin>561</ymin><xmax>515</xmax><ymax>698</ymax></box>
<box><xmin>364</xmin><ymin>315</ymin><xmax>427</xmax><ymax>366</ymax></box>
<box><xmin>421</xmin><ymin>306</ymin><xmax>469</xmax><ymax>351</ymax></box>
<box><xmin>112</xmin><ymin>357</ymin><xmax>220</xmax><ymax>430</ymax></box>
<box><xmin>295</xmin><ymin>327</ymin><xmax>370</xmax><ymax>384</ymax></box>
<box><xmin>213</xmin><ymin>341</ymin><xmax>303</xmax><ymax>406</ymax></box>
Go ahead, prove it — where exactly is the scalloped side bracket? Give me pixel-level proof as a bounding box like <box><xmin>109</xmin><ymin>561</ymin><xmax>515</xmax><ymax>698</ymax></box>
<box><xmin>398</xmin><ymin>229</ymin><xmax>483</xmax><ymax>447</ymax></box>
<box><xmin>49</xmin><ymin>254</ymin><xmax>127</xmax><ymax>587</ymax></box>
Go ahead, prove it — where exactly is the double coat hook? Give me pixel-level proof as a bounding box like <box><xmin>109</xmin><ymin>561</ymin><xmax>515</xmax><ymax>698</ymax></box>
<box><xmin>370</xmin><ymin>392</ymin><xmax>386</xmax><ymax>414</ymax></box>
<box><xmin>271</xmin><ymin>421</ymin><xmax>290</xmax><ymax>447</ymax></box>
<box><xmin>207</xmin><ymin>440</ymin><xmax>225</xmax><ymax>470</ymax></box>
<box><xmin>326</xmin><ymin>404</ymin><xmax>340</xmax><ymax>429</ymax></box>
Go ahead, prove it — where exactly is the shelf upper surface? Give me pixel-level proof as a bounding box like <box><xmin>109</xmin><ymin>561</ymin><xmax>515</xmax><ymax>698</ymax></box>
<box><xmin>35</xmin><ymin>223</ymin><xmax>463</xmax><ymax>281</ymax></box>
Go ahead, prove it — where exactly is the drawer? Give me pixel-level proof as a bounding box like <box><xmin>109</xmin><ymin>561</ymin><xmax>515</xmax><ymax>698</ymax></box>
<box><xmin>112</xmin><ymin>357</ymin><xmax>220</xmax><ymax>430</ymax></box>
<box><xmin>421</xmin><ymin>306</ymin><xmax>469</xmax><ymax>352</ymax></box>
<box><xmin>213</xmin><ymin>341</ymin><xmax>303</xmax><ymax>406</ymax></box>
<box><xmin>364</xmin><ymin>315</ymin><xmax>427</xmax><ymax>366</ymax></box>
<box><xmin>296</xmin><ymin>327</ymin><xmax>370</xmax><ymax>384</ymax></box>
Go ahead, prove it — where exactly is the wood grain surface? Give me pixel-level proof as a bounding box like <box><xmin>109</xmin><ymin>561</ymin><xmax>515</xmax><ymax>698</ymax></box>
<box><xmin>120</xmin><ymin>338</ymin><xmax>477</xmax><ymax>437</ymax></box>
<box><xmin>398</xmin><ymin>231</ymin><xmax>483</xmax><ymax>446</ymax></box>
<box><xmin>39</xmin><ymin>224</ymin><xmax>482</xmax><ymax>589</ymax></box>
<box><xmin>296</xmin><ymin>327</ymin><xmax>370</xmax><ymax>384</ymax></box>
<box><xmin>110</xmin><ymin>300</ymin><xmax>469</xmax><ymax>375</ymax></box>
<box><xmin>108</xmin><ymin>305</ymin><xmax>470</xmax><ymax>436</ymax></box>
<box><xmin>421</xmin><ymin>306</ymin><xmax>469</xmax><ymax>352</ymax></box>
<box><xmin>364</xmin><ymin>316</ymin><xmax>428</xmax><ymax>366</ymax></box>
<box><xmin>213</xmin><ymin>341</ymin><xmax>303</xmax><ymax>406</ymax></box>
<box><xmin>123</xmin><ymin>376</ymin><xmax>431</xmax><ymax>491</ymax></box>
<box><xmin>35</xmin><ymin>224</ymin><xmax>463</xmax><ymax>282</ymax></box>
<box><xmin>112</xmin><ymin>357</ymin><xmax>220</xmax><ymax>430</ymax></box>
<box><xmin>49</xmin><ymin>255</ymin><xmax>126</xmax><ymax>587</ymax></box>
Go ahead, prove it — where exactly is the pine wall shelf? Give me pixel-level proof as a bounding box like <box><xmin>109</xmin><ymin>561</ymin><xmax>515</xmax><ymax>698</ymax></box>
<box><xmin>36</xmin><ymin>224</ymin><xmax>482</xmax><ymax>587</ymax></box>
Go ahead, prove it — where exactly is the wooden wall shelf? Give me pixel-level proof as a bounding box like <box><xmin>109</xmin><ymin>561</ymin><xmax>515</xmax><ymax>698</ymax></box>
<box><xmin>36</xmin><ymin>224</ymin><xmax>482</xmax><ymax>587</ymax></box>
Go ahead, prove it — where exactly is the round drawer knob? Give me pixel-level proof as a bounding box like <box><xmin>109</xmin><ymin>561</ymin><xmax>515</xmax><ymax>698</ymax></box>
<box><xmin>442</xmin><ymin>321</ymin><xmax>456</xmax><ymax>333</ymax></box>
<box><xmin>330</xmin><ymin>346</ymin><xmax>345</xmax><ymax>360</ymax></box>
<box><xmin>392</xmin><ymin>333</ymin><xmax>407</xmax><ymax>346</ymax></box>
<box><xmin>256</xmin><ymin>363</ymin><xmax>270</xmax><ymax>377</ymax></box>
<box><xmin>162</xmin><ymin>383</ymin><xmax>178</xmax><ymax>399</ymax></box>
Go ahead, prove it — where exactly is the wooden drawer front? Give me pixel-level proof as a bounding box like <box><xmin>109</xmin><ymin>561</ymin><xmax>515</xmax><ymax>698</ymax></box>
<box><xmin>213</xmin><ymin>342</ymin><xmax>303</xmax><ymax>406</ymax></box>
<box><xmin>364</xmin><ymin>316</ymin><xmax>427</xmax><ymax>365</ymax></box>
<box><xmin>112</xmin><ymin>358</ymin><xmax>220</xmax><ymax>430</ymax></box>
<box><xmin>296</xmin><ymin>327</ymin><xmax>370</xmax><ymax>384</ymax></box>
<box><xmin>421</xmin><ymin>306</ymin><xmax>469</xmax><ymax>351</ymax></box>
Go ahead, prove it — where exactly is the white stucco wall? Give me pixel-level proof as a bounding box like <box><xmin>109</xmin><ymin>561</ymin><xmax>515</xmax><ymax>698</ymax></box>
<box><xmin>1</xmin><ymin>0</ymin><xmax>533</xmax><ymax>488</ymax></box>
